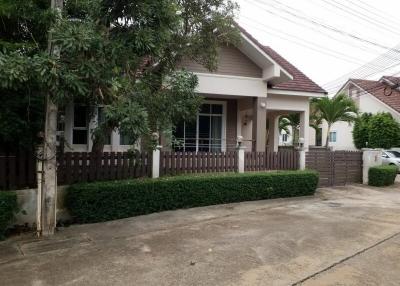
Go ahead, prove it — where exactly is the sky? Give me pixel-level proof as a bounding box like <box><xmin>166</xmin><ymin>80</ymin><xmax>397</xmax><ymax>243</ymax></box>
<box><xmin>236</xmin><ymin>0</ymin><xmax>400</xmax><ymax>94</ymax></box>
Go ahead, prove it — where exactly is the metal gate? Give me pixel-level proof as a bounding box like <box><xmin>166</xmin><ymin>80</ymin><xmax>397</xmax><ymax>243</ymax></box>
<box><xmin>306</xmin><ymin>149</ymin><xmax>363</xmax><ymax>187</ymax></box>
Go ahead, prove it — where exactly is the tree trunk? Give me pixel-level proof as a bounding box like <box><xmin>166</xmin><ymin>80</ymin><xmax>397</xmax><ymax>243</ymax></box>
<box><xmin>325</xmin><ymin>124</ymin><xmax>331</xmax><ymax>149</ymax></box>
<box><xmin>38</xmin><ymin>0</ymin><xmax>63</xmax><ymax>237</ymax></box>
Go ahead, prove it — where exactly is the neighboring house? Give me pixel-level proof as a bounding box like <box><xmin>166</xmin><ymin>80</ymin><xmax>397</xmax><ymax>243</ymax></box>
<box><xmin>59</xmin><ymin>26</ymin><xmax>326</xmax><ymax>153</ymax></box>
<box><xmin>321</xmin><ymin>76</ymin><xmax>400</xmax><ymax>150</ymax></box>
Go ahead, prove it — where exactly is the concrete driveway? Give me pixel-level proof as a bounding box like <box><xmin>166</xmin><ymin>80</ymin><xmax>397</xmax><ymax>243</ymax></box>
<box><xmin>1</xmin><ymin>181</ymin><xmax>400</xmax><ymax>286</ymax></box>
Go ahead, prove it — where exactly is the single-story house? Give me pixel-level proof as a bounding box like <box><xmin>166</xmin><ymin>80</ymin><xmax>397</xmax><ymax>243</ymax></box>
<box><xmin>321</xmin><ymin>76</ymin><xmax>400</xmax><ymax>150</ymax></box>
<box><xmin>59</xmin><ymin>26</ymin><xmax>327</xmax><ymax>153</ymax></box>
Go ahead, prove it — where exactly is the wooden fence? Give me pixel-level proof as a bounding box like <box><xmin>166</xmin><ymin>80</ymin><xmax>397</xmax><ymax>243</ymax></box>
<box><xmin>306</xmin><ymin>149</ymin><xmax>363</xmax><ymax>187</ymax></box>
<box><xmin>0</xmin><ymin>151</ymin><xmax>36</xmax><ymax>190</ymax></box>
<box><xmin>57</xmin><ymin>152</ymin><xmax>151</xmax><ymax>185</ymax></box>
<box><xmin>245</xmin><ymin>150</ymin><xmax>299</xmax><ymax>171</ymax></box>
<box><xmin>160</xmin><ymin>151</ymin><xmax>237</xmax><ymax>176</ymax></box>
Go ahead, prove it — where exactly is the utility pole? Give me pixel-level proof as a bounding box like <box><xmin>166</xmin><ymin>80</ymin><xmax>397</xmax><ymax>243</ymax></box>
<box><xmin>37</xmin><ymin>0</ymin><xmax>63</xmax><ymax>237</ymax></box>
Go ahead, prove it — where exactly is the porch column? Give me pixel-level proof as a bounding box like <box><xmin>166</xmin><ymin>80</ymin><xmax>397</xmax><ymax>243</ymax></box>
<box><xmin>299</xmin><ymin>110</ymin><xmax>310</xmax><ymax>151</ymax></box>
<box><xmin>267</xmin><ymin>113</ymin><xmax>280</xmax><ymax>152</ymax></box>
<box><xmin>252</xmin><ymin>97</ymin><xmax>267</xmax><ymax>152</ymax></box>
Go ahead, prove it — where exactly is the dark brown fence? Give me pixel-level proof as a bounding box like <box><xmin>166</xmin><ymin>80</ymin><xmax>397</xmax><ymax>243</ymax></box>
<box><xmin>0</xmin><ymin>151</ymin><xmax>36</xmax><ymax>190</ymax></box>
<box><xmin>57</xmin><ymin>152</ymin><xmax>151</xmax><ymax>185</ymax></box>
<box><xmin>244</xmin><ymin>150</ymin><xmax>299</xmax><ymax>171</ymax></box>
<box><xmin>306</xmin><ymin>149</ymin><xmax>362</xmax><ymax>187</ymax></box>
<box><xmin>160</xmin><ymin>151</ymin><xmax>237</xmax><ymax>176</ymax></box>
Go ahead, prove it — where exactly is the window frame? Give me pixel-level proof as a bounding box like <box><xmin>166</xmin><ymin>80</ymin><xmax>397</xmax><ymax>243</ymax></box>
<box><xmin>174</xmin><ymin>100</ymin><xmax>227</xmax><ymax>152</ymax></box>
<box><xmin>72</xmin><ymin>105</ymin><xmax>89</xmax><ymax>145</ymax></box>
<box><xmin>329</xmin><ymin>131</ymin><xmax>337</xmax><ymax>143</ymax></box>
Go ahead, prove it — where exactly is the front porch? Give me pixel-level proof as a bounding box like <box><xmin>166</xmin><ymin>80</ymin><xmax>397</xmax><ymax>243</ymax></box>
<box><xmin>168</xmin><ymin>93</ymin><xmax>311</xmax><ymax>154</ymax></box>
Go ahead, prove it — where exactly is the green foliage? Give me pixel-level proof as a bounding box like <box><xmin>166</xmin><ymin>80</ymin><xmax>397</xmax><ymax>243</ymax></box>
<box><xmin>367</xmin><ymin>113</ymin><xmax>400</xmax><ymax>149</ymax></box>
<box><xmin>352</xmin><ymin>113</ymin><xmax>373</xmax><ymax>149</ymax></box>
<box><xmin>279</xmin><ymin>113</ymin><xmax>300</xmax><ymax>144</ymax></box>
<box><xmin>0</xmin><ymin>192</ymin><xmax>18</xmax><ymax>240</ymax></box>
<box><xmin>311</xmin><ymin>94</ymin><xmax>358</xmax><ymax>147</ymax></box>
<box><xmin>368</xmin><ymin>165</ymin><xmax>398</xmax><ymax>187</ymax></box>
<box><xmin>0</xmin><ymin>0</ymin><xmax>239</xmax><ymax>152</ymax></box>
<box><xmin>66</xmin><ymin>171</ymin><xmax>319</xmax><ymax>224</ymax></box>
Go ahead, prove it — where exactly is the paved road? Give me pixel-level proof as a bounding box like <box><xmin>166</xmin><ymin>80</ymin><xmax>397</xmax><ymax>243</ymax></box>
<box><xmin>0</xmin><ymin>181</ymin><xmax>399</xmax><ymax>286</ymax></box>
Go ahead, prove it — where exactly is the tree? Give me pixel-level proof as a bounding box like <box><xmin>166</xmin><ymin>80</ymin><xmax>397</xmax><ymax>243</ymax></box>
<box><xmin>309</xmin><ymin>102</ymin><xmax>323</xmax><ymax>146</ymax></box>
<box><xmin>352</xmin><ymin>113</ymin><xmax>373</xmax><ymax>149</ymax></box>
<box><xmin>90</xmin><ymin>0</ymin><xmax>240</xmax><ymax>152</ymax></box>
<box><xmin>0</xmin><ymin>0</ymin><xmax>238</xmax><ymax>234</ymax></box>
<box><xmin>311</xmin><ymin>94</ymin><xmax>358</xmax><ymax>148</ymax></box>
<box><xmin>279</xmin><ymin>113</ymin><xmax>300</xmax><ymax>145</ymax></box>
<box><xmin>0</xmin><ymin>0</ymin><xmax>51</xmax><ymax>151</ymax></box>
<box><xmin>367</xmin><ymin>113</ymin><xmax>400</xmax><ymax>149</ymax></box>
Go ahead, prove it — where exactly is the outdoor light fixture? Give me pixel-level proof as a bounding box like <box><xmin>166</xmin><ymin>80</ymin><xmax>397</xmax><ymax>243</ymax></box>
<box><xmin>237</xmin><ymin>135</ymin><xmax>243</xmax><ymax>147</ymax></box>
<box><xmin>298</xmin><ymin>137</ymin><xmax>305</xmax><ymax>149</ymax></box>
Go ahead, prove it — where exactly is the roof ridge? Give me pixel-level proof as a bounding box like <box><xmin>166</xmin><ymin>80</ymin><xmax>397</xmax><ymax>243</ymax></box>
<box><xmin>237</xmin><ymin>24</ymin><xmax>327</xmax><ymax>94</ymax></box>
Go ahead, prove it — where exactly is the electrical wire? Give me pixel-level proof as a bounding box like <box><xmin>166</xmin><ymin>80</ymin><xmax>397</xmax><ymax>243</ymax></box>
<box><xmin>249</xmin><ymin>0</ymin><xmax>400</xmax><ymax>53</ymax></box>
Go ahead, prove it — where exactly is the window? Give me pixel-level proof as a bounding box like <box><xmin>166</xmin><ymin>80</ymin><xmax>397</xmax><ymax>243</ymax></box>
<box><xmin>120</xmin><ymin>132</ymin><xmax>133</xmax><ymax>145</ymax></box>
<box><xmin>98</xmin><ymin>107</ymin><xmax>111</xmax><ymax>145</ymax></box>
<box><xmin>173</xmin><ymin>102</ymin><xmax>224</xmax><ymax>152</ymax></box>
<box><xmin>282</xmin><ymin>133</ymin><xmax>288</xmax><ymax>143</ymax></box>
<box><xmin>329</xmin><ymin>131</ymin><xmax>337</xmax><ymax>143</ymax></box>
<box><xmin>73</xmin><ymin>105</ymin><xmax>88</xmax><ymax>144</ymax></box>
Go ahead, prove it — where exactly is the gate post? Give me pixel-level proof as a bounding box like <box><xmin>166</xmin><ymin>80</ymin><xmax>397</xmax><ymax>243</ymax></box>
<box><xmin>299</xmin><ymin>149</ymin><xmax>306</xmax><ymax>170</ymax></box>
<box><xmin>237</xmin><ymin>147</ymin><xmax>245</xmax><ymax>173</ymax></box>
<box><xmin>152</xmin><ymin>145</ymin><xmax>162</xmax><ymax>179</ymax></box>
<box><xmin>236</xmin><ymin>136</ymin><xmax>245</xmax><ymax>173</ymax></box>
<box><xmin>362</xmin><ymin>148</ymin><xmax>382</xmax><ymax>184</ymax></box>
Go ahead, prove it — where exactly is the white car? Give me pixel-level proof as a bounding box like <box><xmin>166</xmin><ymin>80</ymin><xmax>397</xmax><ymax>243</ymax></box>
<box><xmin>382</xmin><ymin>150</ymin><xmax>400</xmax><ymax>172</ymax></box>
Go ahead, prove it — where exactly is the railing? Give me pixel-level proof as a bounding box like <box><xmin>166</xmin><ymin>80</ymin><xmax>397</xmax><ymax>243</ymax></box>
<box><xmin>160</xmin><ymin>151</ymin><xmax>237</xmax><ymax>176</ymax></box>
<box><xmin>57</xmin><ymin>152</ymin><xmax>151</xmax><ymax>185</ymax></box>
<box><xmin>245</xmin><ymin>150</ymin><xmax>299</xmax><ymax>171</ymax></box>
<box><xmin>0</xmin><ymin>151</ymin><xmax>36</xmax><ymax>190</ymax></box>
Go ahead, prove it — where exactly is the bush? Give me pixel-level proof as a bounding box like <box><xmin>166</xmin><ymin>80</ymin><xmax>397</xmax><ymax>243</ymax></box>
<box><xmin>66</xmin><ymin>171</ymin><xmax>319</xmax><ymax>224</ymax></box>
<box><xmin>0</xmin><ymin>192</ymin><xmax>17</xmax><ymax>240</ymax></box>
<box><xmin>368</xmin><ymin>165</ymin><xmax>398</xmax><ymax>187</ymax></box>
<box><xmin>353</xmin><ymin>113</ymin><xmax>372</xmax><ymax>149</ymax></box>
<box><xmin>368</xmin><ymin>113</ymin><xmax>400</xmax><ymax>149</ymax></box>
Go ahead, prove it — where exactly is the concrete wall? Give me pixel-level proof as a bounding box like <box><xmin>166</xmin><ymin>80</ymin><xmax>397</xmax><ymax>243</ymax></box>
<box><xmin>12</xmin><ymin>187</ymin><xmax>70</xmax><ymax>227</ymax></box>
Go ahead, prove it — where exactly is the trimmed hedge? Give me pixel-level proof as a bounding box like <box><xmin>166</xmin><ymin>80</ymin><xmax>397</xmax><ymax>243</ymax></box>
<box><xmin>66</xmin><ymin>170</ymin><xmax>319</xmax><ymax>224</ymax></box>
<box><xmin>0</xmin><ymin>192</ymin><xmax>17</xmax><ymax>240</ymax></box>
<box><xmin>369</xmin><ymin>165</ymin><xmax>398</xmax><ymax>187</ymax></box>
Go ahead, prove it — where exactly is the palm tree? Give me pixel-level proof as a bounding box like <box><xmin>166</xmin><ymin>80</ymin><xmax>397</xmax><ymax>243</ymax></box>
<box><xmin>309</xmin><ymin>103</ymin><xmax>324</xmax><ymax>146</ymax></box>
<box><xmin>311</xmin><ymin>93</ymin><xmax>358</xmax><ymax>148</ymax></box>
<box><xmin>279</xmin><ymin>113</ymin><xmax>300</xmax><ymax>145</ymax></box>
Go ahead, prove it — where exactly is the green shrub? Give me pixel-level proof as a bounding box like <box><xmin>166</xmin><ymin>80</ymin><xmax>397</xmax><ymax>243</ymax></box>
<box><xmin>368</xmin><ymin>165</ymin><xmax>398</xmax><ymax>187</ymax></box>
<box><xmin>66</xmin><ymin>170</ymin><xmax>319</xmax><ymax>224</ymax></box>
<box><xmin>0</xmin><ymin>192</ymin><xmax>18</xmax><ymax>240</ymax></box>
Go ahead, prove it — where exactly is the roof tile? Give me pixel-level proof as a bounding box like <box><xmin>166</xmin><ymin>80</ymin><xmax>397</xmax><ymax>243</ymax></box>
<box><xmin>351</xmin><ymin>78</ymin><xmax>400</xmax><ymax>114</ymax></box>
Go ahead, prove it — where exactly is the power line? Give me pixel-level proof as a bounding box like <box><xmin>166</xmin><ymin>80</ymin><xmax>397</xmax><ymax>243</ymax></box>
<box><xmin>250</xmin><ymin>0</ymin><xmax>400</xmax><ymax>53</ymax></box>
<box><xmin>323</xmin><ymin>44</ymin><xmax>400</xmax><ymax>90</ymax></box>
<box><xmin>351</xmin><ymin>0</ymin><xmax>400</xmax><ymax>27</ymax></box>
<box><xmin>240</xmin><ymin>17</ymin><xmax>381</xmax><ymax>66</ymax></box>
<box><xmin>318</xmin><ymin>0</ymin><xmax>400</xmax><ymax>36</ymax></box>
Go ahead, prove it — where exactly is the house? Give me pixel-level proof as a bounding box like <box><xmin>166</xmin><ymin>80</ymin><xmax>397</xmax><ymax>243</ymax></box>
<box><xmin>59</xmin><ymin>26</ymin><xmax>326</xmax><ymax>153</ymax></box>
<box><xmin>321</xmin><ymin>76</ymin><xmax>400</xmax><ymax>150</ymax></box>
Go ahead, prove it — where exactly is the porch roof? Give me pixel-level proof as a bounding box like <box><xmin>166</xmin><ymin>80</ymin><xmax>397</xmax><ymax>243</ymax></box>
<box><xmin>238</xmin><ymin>25</ymin><xmax>327</xmax><ymax>95</ymax></box>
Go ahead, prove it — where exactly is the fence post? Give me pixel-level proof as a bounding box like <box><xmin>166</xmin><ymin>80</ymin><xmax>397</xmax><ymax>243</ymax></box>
<box><xmin>237</xmin><ymin>147</ymin><xmax>245</xmax><ymax>173</ymax></box>
<box><xmin>299</xmin><ymin>148</ymin><xmax>306</xmax><ymax>170</ymax></box>
<box><xmin>152</xmin><ymin>145</ymin><xmax>162</xmax><ymax>179</ymax></box>
<box><xmin>362</xmin><ymin>148</ymin><xmax>382</xmax><ymax>184</ymax></box>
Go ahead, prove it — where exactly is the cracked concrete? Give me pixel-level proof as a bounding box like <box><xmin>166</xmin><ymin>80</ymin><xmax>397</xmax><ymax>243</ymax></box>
<box><xmin>0</xmin><ymin>180</ymin><xmax>399</xmax><ymax>286</ymax></box>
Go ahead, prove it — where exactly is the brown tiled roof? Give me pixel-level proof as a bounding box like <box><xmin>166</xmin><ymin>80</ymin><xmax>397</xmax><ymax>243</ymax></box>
<box><xmin>351</xmin><ymin>78</ymin><xmax>400</xmax><ymax>114</ymax></box>
<box><xmin>237</xmin><ymin>25</ymin><xmax>327</xmax><ymax>94</ymax></box>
